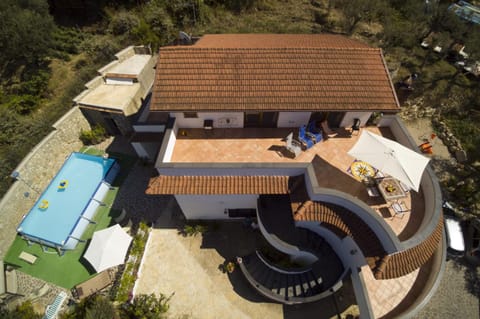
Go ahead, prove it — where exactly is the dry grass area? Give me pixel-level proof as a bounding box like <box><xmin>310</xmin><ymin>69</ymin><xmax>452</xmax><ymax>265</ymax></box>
<box><xmin>47</xmin><ymin>54</ymin><xmax>85</xmax><ymax>98</ymax></box>
<box><xmin>196</xmin><ymin>0</ymin><xmax>323</xmax><ymax>34</ymax></box>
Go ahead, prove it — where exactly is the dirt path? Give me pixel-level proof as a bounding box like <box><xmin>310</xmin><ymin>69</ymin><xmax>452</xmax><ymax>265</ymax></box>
<box><xmin>402</xmin><ymin>117</ymin><xmax>450</xmax><ymax>160</ymax></box>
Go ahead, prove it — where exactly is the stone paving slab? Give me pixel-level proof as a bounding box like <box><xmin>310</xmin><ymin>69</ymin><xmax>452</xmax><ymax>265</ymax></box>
<box><xmin>135</xmin><ymin>229</ymin><xmax>282</xmax><ymax>319</ymax></box>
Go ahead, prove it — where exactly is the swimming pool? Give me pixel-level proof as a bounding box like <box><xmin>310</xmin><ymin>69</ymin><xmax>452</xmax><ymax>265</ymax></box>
<box><xmin>17</xmin><ymin>152</ymin><xmax>119</xmax><ymax>251</ymax></box>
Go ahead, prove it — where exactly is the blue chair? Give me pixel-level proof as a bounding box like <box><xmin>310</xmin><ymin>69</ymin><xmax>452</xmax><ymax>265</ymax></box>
<box><xmin>298</xmin><ymin>126</ymin><xmax>315</xmax><ymax>149</ymax></box>
<box><xmin>307</xmin><ymin>122</ymin><xmax>323</xmax><ymax>143</ymax></box>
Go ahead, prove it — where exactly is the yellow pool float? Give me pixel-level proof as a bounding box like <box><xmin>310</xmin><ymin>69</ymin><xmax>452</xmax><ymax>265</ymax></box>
<box><xmin>58</xmin><ymin>180</ymin><xmax>68</xmax><ymax>190</ymax></box>
<box><xmin>38</xmin><ymin>200</ymin><xmax>49</xmax><ymax>210</ymax></box>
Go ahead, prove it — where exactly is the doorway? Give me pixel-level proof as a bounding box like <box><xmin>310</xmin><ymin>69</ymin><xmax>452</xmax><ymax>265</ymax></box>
<box><xmin>244</xmin><ymin>112</ymin><xmax>278</xmax><ymax>128</ymax></box>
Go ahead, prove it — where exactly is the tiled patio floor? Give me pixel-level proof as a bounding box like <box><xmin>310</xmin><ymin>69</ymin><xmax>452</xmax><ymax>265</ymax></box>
<box><xmin>171</xmin><ymin>126</ymin><xmax>424</xmax><ymax>241</ymax></box>
<box><xmin>361</xmin><ymin>265</ymin><xmax>420</xmax><ymax>318</ymax></box>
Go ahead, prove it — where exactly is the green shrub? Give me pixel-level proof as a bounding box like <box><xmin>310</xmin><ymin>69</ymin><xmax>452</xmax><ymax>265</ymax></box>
<box><xmin>80</xmin><ymin>125</ymin><xmax>107</xmax><ymax>145</ymax></box>
<box><xmin>109</xmin><ymin>11</ymin><xmax>139</xmax><ymax>35</ymax></box>
<box><xmin>7</xmin><ymin>95</ymin><xmax>41</xmax><ymax>115</ymax></box>
<box><xmin>121</xmin><ymin>293</ymin><xmax>171</xmax><ymax>319</ymax></box>
<box><xmin>81</xmin><ymin>36</ymin><xmax>121</xmax><ymax>64</ymax></box>
<box><xmin>0</xmin><ymin>301</ymin><xmax>42</xmax><ymax>319</ymax></box>
<box><xmin>181</xmin><ymin>224</ymin><xmax>208</xmax><ymax>237</ymax></box>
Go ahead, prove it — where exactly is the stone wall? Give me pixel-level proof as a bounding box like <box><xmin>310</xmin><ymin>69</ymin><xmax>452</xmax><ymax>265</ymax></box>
<box><xmin>0</xmin><ymin>107</ymin><xmax>91</xmax><ymax>258</ymax></box>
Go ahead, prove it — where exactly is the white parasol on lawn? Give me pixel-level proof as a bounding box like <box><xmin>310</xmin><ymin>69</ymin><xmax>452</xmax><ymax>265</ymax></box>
<box><xmin>83</xmin><ymin>224</ymin><xmax>132</xmax><ymax>273</ymax></box>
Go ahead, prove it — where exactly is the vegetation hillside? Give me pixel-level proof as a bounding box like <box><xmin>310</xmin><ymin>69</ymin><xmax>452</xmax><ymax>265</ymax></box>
<box><xmin>1</xmin><ymin>0</ymin><xmax>479</xmax><ymax>213</ymax></box>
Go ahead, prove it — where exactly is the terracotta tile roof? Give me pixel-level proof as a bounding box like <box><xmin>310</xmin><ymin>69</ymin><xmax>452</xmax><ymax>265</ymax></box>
<box><xmin>146</xmin><ymin>175</ymin><xmax>290</xmax><ymax>195</ymax></box>
<box><xmin>374</xmin><ymin>216</ymin><xmax>444</xmax><ymax>280</ymax></box>
<box><xmin>194</xmin><ymin>34</ymin><xmax>372</xmax><ymax>48</ymax></box>
<box><xmin>151</xmin><ymin>34</ymin><xmax>400</xmax><ymax>112</ymax></box>
<box><xmin>293</xmin><ymin>195</ymin><xmax>444</xmax><ymax>278</ymax></box>
<box><xmin>293</xmin><ymin>200</ymin><xmax>386</xmax><ymax>270</ymax></box>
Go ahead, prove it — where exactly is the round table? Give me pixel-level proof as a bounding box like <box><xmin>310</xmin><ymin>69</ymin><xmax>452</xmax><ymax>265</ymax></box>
<box><xmin>350</xmin><ymin>161</ymin><xmax>376</xmax><ymax>180</ymax></box>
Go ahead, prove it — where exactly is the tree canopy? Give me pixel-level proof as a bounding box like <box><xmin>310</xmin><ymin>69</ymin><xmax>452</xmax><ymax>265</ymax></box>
<box><xmin>0</xmin><ymin>0</ymin><xmax>55</xmax><ymax>72</ymax></box>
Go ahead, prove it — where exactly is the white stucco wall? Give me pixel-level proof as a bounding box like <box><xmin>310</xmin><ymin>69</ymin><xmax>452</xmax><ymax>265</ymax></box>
<box><xmin>277</xmin><ymin>112</ymin><xmax>311</xmax><ymax>128</ymax></box>
<box><xmin>171</xmin><ymin>112</ymin><xmax>244</xmax><ymax>128</ymax></box>
<box><xmin>106</xmin><ymin>78</ymin><xmax>134</xmax><ymax>85</ymax></box>
<box><xmin>175</xmin><ymin>194</ymin><xmax>258</xmax><ymax>219</ymax></box>
<box><xmin>339</xmin><ymin>112</ymin><xmax>372</xmax><ymax>128</ymax></box>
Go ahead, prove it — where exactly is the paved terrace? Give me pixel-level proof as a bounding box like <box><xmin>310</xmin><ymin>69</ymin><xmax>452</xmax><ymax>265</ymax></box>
<box><xmin>170</xmin><ymin>126</ymin><xmax>424</xmax><ymax>241</ymax></box>
<box><xmin>168</xmin><ymin>126</ymin><xmax>431</xmax><ymax>317</ymax></box>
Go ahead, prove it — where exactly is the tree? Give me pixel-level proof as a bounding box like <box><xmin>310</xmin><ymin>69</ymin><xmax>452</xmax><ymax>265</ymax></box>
<box><xmin>331</xmin><ymin>0</ymin><xmax>387</xmax><ymax>34</ymax></box>
<box><xmin>0</xmin><ymin>301</ymin><xmax>42</xmax><ymax>319</ymax></box>
<box><xmin>0</xmin><ymin>0</ymin><xmax>55</xmax><ymax>70</ymax></box>
<box><xmin>85</xmin><ymin>296</ymin><xmax>118</xmax><ymax>319</ymax></box>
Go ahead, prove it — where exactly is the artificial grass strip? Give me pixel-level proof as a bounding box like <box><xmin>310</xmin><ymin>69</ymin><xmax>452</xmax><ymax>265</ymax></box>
<box><xmin>4</xmin><ymin>149</ymin><xmax>136</xmax><ymax>289</ymax></box>
<box><xmin>4</xmin><ymin>206</ymin><xmax>118</xmax><ymax>289</ymax></box>
<box><xmin>3</xmin><ymin>186</ymin><xmax>123</xmax><ymax>289</ymax></box>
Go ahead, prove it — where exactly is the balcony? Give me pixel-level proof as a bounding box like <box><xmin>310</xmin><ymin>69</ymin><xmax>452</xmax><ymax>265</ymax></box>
<box><xmin>155</xmin><ymin>115</ymin><xmax>444</xmax><ymax>318</ymax></box>
<box><xmin>158</xmin><ymin>123</ymin><xmax>426</xmax><ymax>240</ymax></box>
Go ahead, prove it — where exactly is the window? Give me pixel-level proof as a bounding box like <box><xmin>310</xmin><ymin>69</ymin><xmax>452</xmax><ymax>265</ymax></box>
<box><xmin>227</xmin><ymin>209</ymin><xmax>257</xmax><ymax>218</ymax></box>
<box><xmin>183</xmin><ymin>112</ymin><xmax>198</xmax><ymax>118</ymax></box>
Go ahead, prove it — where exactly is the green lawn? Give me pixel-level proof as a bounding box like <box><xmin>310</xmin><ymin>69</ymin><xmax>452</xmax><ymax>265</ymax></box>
<box><xmin>4</xmin><ymin>148</ymin><xmax>137</xmax><ymax>289</ymax></box>
<box><xmin>4</xmin><ymin>198</ymin><xmax>120</xmax><ymax>288</ymax></box>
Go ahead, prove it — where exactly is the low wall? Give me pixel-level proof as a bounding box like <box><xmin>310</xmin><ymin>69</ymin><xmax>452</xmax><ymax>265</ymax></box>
<box><xmin>0</xmin><ymin>106</ymin><xmax>91</xmax><ymax>258</ymax></box>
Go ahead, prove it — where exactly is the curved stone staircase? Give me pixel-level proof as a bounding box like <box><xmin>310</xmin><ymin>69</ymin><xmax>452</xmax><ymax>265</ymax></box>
<box><xmin>238</xmin><ymin>222</ymin><xmax>344</xmax><ymax>305</ymax></box>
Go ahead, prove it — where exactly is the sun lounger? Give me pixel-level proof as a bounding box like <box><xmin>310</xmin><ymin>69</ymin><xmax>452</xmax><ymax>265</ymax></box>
<box><xmin>19</xmin><ymin>251</ymin><xmax>37</xmax><ymax>264</ymax></box>
<box><xmin>43</xmin><ymin>291</ymin><xmax>67</xmax><ymax>319</ymax></box>
<box><xmin>306</xmin><ymin>122</ymin><xmax>323</xmax><ymax>143</ymax></box>
<box><xmin>298</xmin><ymin>125</ymin><xmax>315</xmax><ymax>149</ymax></box>
<box><xmin>284</xmin><ymin>132</ymin><xmax>302</xmax><ymax>158</ymax></box>
<box><xmin>320</xmin><ymin>120</ymin><xmax>338</xmax><ymax>137</ymax></box>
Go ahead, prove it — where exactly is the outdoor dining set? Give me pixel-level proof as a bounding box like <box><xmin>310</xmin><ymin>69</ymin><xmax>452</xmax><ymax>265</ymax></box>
<box><xmin>347</xmin><ymin>130</ymin><xmax>431</xmax><ymax>219</ymax></box>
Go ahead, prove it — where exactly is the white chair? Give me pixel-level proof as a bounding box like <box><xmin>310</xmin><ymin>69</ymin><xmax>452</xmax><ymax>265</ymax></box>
<box><xmin>391</xmin><ymin>201</ymin><xmax>410</xmax><ymax>219</ymax></box>
<box><xmin>285</xmin><ymin>133</ymin><xmax>302</xmax><ymax>158</ymax></box>
<box><xmin>367</xmin><ymin>187</ymin><xmax>380</xmax><ymax>197</ymax></box>
<box><xmin>399</xmin><ymin>182</ymin><xmax>410</xmax><ymax>193</ymax></box>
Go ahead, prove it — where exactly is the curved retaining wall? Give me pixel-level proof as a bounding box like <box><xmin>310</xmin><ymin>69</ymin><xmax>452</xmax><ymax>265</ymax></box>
<box><xmin>0</xmin><ymin>107</ymin><xmax>91</xmax><ymax>258</ymax></box>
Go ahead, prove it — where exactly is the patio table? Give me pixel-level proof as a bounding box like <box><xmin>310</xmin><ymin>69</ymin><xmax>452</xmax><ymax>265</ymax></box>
<box><xmin>377</xmin><ymin>177</ymin><xmax>407</xmax><ymax>202</ymax></box>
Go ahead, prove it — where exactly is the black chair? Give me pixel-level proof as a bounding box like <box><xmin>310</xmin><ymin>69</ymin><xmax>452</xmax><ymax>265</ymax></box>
<box><xmin>351</xmin><ymin>118</ymin><xmax>361</xmax><ymax>136</ymax></box>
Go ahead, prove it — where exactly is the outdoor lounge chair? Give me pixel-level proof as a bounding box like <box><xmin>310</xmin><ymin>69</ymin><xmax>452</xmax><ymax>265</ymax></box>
<box><xmin>306</xmin><ymin>122</ymin><xmax>323</xmax><ymax>143</ymax></box>
<box><xmin>320</xmin><ymin>120</ymin><xmax>338</xmax><ymax>138</ymax></box>
<box><xmin>391</xmin><ymin>201</ymin><xmax>410</xmax><ymax>219</ymax></box>
<box><xmin>19</xmin><ymin>251</ymin><xmax>37</xmax><ymax>264</ymax></box>
<box><xmin>367</xmin><ymin>186</ymin><xmax>380</xmax><ymax>197</ymax></box>
<box><xmin>43</xmin><ymin>291</ymin><xmax>67</xmax><ymax>319</ymax></box>
<box><xmin>350</xmin><ymin>118</ymin><xmax>361</xmax><ymax>136</ymax></box>
<box><xmin>285</xmin><ymin>132</ymin><xmax>302</xmax><ymax>158</ymax></box>
<box><xmin>298</xmin><ymin>126</ymin><xmax>315</xmax><ymax>149</ymax></box>
<box><xmin>72</xmin><ymin>269</ymin><xmax>115</xmax><ymax>300</ymax></box>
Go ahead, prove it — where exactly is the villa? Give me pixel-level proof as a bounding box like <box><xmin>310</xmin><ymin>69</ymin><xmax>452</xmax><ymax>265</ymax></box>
<box><xmin>142</xmin><ymin>34</ymin><xmax>445</xmax><ymax>318</ymax></box>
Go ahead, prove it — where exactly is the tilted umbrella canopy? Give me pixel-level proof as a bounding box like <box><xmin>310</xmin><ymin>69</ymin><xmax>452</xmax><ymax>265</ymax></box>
<box><xmin>347</xmin><ymin>131</ymin><xmax>430</xmax><ymax>192</ymax></box>
<box><xmin>84</xmin><ymin>224</ymin><xmax>133</xmax><ymax>273</ymax></box>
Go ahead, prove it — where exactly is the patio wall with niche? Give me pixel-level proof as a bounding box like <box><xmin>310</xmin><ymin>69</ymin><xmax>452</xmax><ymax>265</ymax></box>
<box><xmin>0</xmin><ymin>107</ymin><xmax>91</xmax><ymax>258</ymax></box>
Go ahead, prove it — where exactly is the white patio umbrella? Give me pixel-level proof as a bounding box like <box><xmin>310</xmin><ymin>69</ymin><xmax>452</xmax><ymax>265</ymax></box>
<box><xmin>347</xmin><ymin>131</ymin><xmax>430</xmax><ymax>192</ymax></box>
<box><xmin>84</xmin><ymin>224</ymin><xmax>133</xmax><ymax>273</ymax></box>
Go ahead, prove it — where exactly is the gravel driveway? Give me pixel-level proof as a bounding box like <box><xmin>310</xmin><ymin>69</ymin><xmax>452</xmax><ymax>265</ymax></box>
<box><xmin>415</xmin><ymin>259</ymin><xmax>479</xmax><ymax>319</ymax></box>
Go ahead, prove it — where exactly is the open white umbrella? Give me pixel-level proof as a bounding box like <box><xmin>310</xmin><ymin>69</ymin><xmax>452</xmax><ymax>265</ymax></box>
<box><xmin>347</xmin><ymin>131</ymin><xmax>430</xmax><ymax>192</ymax></box>
<box><xmin>84</xmin><ymin>224</ymin><xmax>132</xmax><ymax>273</ymax></box>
